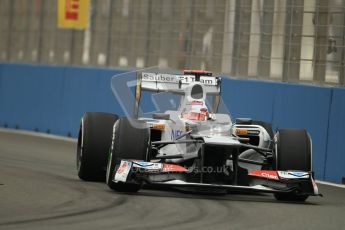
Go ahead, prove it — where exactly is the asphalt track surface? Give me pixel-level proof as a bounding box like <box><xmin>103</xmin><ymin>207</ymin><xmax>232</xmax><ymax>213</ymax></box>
<box><xmin>0</xmin><ymin>130</ymin><xmax>345</xmax><ymax>230</ymax></box>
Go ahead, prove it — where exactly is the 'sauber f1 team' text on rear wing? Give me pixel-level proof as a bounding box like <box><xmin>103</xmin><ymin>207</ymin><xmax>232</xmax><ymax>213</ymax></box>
<box><xmin>134</xmin><ymin>71</ymin><xmax>222</xmax><ymax>117</ymax></box>
<box><xmin>138</xmin><ymin>71</ymin><xmax>221</xmax><ymax>94</ymax></box>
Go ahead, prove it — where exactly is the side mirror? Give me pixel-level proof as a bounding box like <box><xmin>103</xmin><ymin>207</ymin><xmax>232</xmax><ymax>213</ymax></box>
<box><xmin>152</xmin><ymin>113</ymin><xmax>170</xmax><ymax>120</ymax></box>
<box><xmin>235</xmin><ymin>118</ymin><xmax>252</xmax><ymax>125</ymax></box>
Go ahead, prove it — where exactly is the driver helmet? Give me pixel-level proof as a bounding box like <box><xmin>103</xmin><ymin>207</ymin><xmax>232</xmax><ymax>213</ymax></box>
<box><xmin>182</xmin><ymin>100</ymin><xmax>209</xmax><ymax>121</ymax></box>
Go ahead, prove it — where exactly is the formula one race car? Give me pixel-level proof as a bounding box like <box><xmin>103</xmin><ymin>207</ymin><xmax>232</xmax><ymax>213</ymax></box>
<box><xmin>77</xmin><ymin>70</ymin><xmax>320</xmax><ymax>202</ymax></box>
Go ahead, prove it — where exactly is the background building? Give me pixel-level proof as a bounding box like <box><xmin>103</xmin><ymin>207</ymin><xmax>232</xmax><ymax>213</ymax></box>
<box><xmin>0</xmin><ymin>0</ymin><xmax>344</xmax><ymax>85</ymax></box>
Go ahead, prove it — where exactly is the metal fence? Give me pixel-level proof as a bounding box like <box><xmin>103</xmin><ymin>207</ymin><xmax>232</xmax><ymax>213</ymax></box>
<box><xmin>0</xmin><ymin>0</ymin><xmax>344</xmax><ymax>85</ymax></box>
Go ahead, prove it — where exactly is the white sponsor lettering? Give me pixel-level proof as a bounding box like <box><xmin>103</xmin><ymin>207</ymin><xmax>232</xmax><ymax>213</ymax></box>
<box><xmin>261</xmin><ymin>172</ymin><xmax>279</xmax><ymax>180</ymax></box>
<box><xmin>114</xmin><ymin>160</ymin><xmax>132</xmax><ymax>182</ymax></box>
<box><xmin>132</xmin><ymin>161</ymin><xmax>162</xmax><ymax>171</ymax></box>
<box><xmin>277</xmin><ymin>171</ymin><xmax>310</xmax><ymax>179</ymax></box>
<box><xmin>141</xmin><ymin>73</ymin><xmax>216</xmax><ymax>85</ymax></box>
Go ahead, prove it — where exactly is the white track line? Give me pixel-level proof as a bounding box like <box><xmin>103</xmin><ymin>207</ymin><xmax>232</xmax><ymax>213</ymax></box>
<box><xmin>316</xmin><ymin>180</ymin><xmax>345</xmax><ymax>189</ymax></box>
<box><xmin>1</xmin><ymin>128</ymin><xmax>344</xmax><ymax>188</ymax></box>
<box><xmin>0</xmin><ymin>128</ymin><xmax>77</xmax><ymax>143</ymax></box>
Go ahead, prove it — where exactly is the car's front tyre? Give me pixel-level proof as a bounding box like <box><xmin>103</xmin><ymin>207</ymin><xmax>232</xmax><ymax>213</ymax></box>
<box><xmin>106</xmin><ymin>118</ymin><xmax>151</xmax><ymax>192</ymax></box>
<box><xmin>273</xmin><ymin>129</ymin><xmax>311</xmax><ymax>202</ymax></box>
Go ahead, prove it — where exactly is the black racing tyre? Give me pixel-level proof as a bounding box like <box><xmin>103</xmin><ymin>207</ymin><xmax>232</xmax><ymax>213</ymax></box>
<box><xmin>273</xmin><ymin>129</ymin><xmax>311</xmax><ymax>202</ymax></box>
<box><xmin>252</xmin><ymin>120</ymin><xmax>274</xmax><ymax>139</ymax></box>
<box><xmin>106</xmin><ymin>118</ymin><xmax>150</xmax><ymax>192</ymax></box>
<box><xmin>77</xmin><ymin>112</ymin><xmax>118</xmax><ymax>181</ymax></box>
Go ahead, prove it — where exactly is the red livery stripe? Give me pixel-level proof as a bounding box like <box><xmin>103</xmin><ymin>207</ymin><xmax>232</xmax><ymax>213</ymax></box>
<box><xmin>162</xmin><ymin>164</ymin><xmax>188</xmax><ymax>172</ymax></box>
<box><xmin>249</xmin><ymin>170</ymin><xmax>279</xmax><ymax>180</ymax></box>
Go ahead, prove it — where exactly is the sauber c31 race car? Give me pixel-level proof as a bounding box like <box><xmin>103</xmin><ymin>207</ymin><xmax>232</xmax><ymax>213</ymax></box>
<box><xmin>77</xmin><ymin>70</ymin><xmax>321</xmax><ymax>202</ymax></box>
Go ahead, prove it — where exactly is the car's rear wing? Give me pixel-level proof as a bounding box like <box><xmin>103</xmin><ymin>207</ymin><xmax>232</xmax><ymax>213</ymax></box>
<box><xmin>134</xmin><ymin>71</ymin><xmax>222</xmax><ymax>118</ymax></box>
<box><xmin>138</xmin><ymin>72</ymin><xmax>221</xmax><ymax>94</ymax></box>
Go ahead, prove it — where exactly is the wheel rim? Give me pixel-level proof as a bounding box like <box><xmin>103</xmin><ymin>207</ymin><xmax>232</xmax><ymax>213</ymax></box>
<box><xmin>76</xmin><ymin>119</ymin><xmax>84</xmax><ymax>172</ymax></box>
<box><xmin>77</xmin><ymin>144</ymin><xmax>81</xmax><ymax>171</ymax></box>
<box><xmin>106</xmin><ymin>150</ymin><xmax>113</xmax><ymax>184</ymax></box>
<box><xmin>106</xmin><ymin>121</ymin><xmax>118</xmax><ymax>184</ymax></box>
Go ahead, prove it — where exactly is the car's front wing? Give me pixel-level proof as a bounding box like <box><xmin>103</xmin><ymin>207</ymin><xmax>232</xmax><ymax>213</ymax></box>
<box><xmin>113</xmin><ymin>160</ymin><xmax>321</xmax><ymax>196</ymax></box>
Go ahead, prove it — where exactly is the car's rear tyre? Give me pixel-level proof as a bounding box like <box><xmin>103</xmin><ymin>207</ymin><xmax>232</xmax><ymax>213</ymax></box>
<box><xmin>273</xmin><ymin>129</ymin><xmax>311</xmax><ymax>202</ymax></box>
<box><xmin>77</xmin><ymin>112</ymin><xmax>118</xmax><ymax>181</ymax></box>
<box><xmin>106</xmin><ymin>118</ymin><xmax>150</xmax><ymax>192</ymax></box>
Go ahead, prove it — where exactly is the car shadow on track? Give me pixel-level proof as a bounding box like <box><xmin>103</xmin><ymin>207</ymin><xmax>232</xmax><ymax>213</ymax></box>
<box><xmin>105</xmin><ymin>186</ymin><xmax>319</xmax><ymax>205</ymax></box>
<box><xmin>74</xmin><ymin>178</ymin><xmax>320</xmax><ymax>206</ymax></box>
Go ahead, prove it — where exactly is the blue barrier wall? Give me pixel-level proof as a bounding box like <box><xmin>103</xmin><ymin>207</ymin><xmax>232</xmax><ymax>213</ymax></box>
<box><xmin>324</xmin><ymin>88</ymin><xmax>345</xmax><ymax>182</ymax></box>
<box><xmin>0</xmin><ymin>63</ymin><xmax>344</xmax><ymax>183</ymax></box>
<box><xmin>0</xmin><ymin>63</ymin><xmax>126</xmax><ymax>137</ymax></box>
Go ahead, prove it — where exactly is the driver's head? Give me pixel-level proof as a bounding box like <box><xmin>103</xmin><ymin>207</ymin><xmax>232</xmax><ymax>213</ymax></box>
<box><xmin>182</xmin><ymin>101</ymin><xmax>209</xmax><ymax>121</ymax></box>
